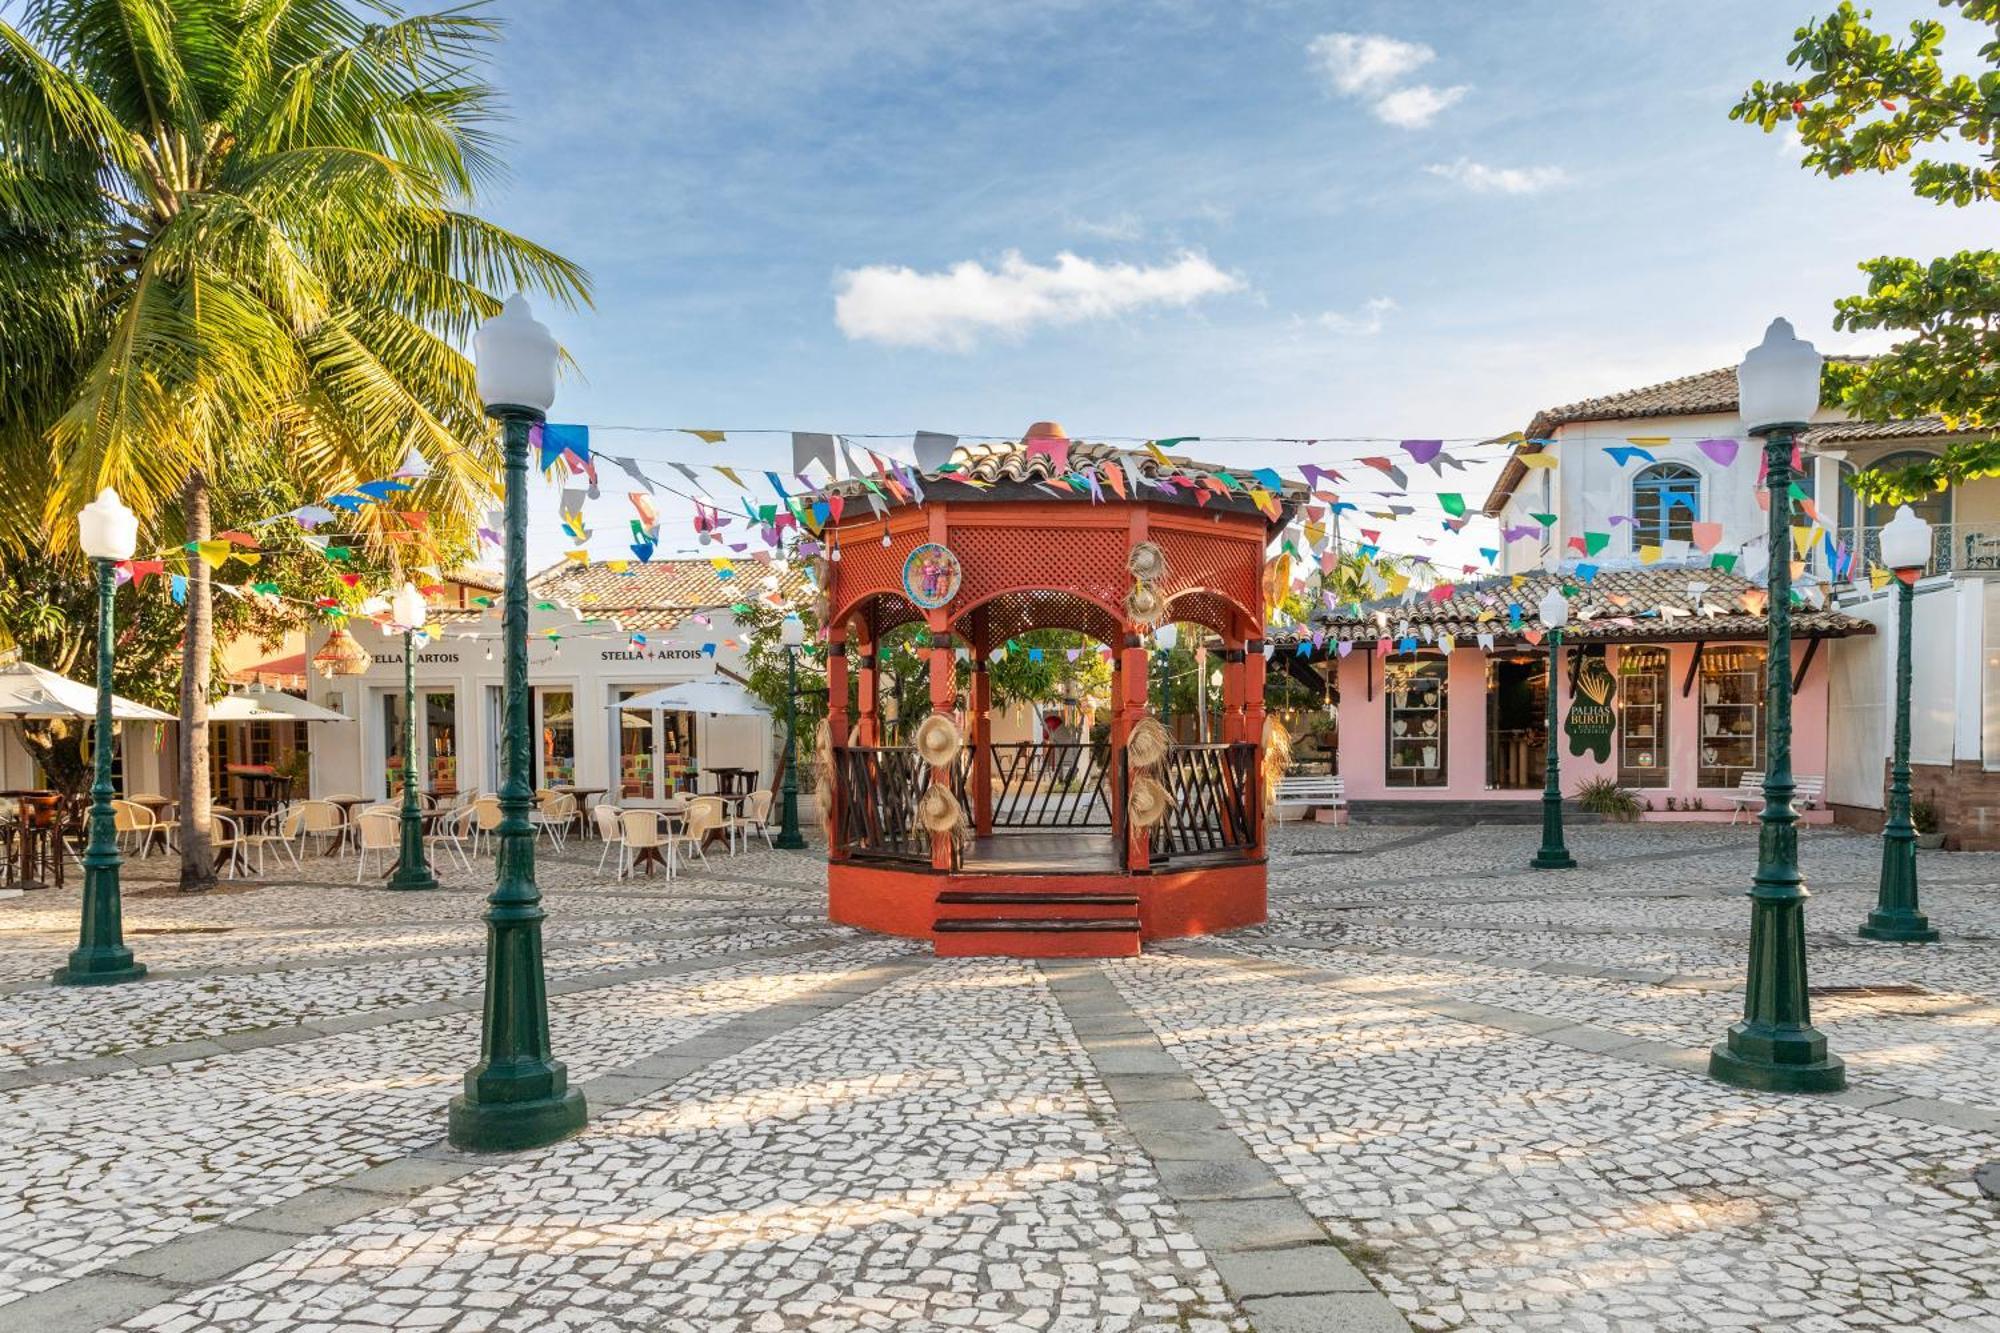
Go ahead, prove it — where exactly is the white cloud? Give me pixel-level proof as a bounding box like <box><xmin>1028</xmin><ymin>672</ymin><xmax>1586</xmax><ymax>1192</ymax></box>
<box><xmin>1307</xmin><ymin>32</ymin><xmax>1467</xmax><ymax>128</ymax></box>
<box><xmin>1306</xmin><ymin>33</ymin><xmax>1435</xmax><ymax>96</ymax></box>
<box><xmin>1067</xmin><ymin>212</ymin><xmax>1144</xmax><ymax>242</ymax></box>
<box><xmin>833</xmin><ymin>250</ymin><xmax>1244</xmax><ymax>351</ymax></box>
<box><xmin>1318</xmin><ymin>296</ymin><xmax>1397</xmax><ymax>336</ymax></box>
<box><xmin>1374</xmin><ymin>84</ymin><xmax>1470</xmax><ymax>129</ymax></box>
<box><xmin>1425</xmin><ymin>158</ymin><xmax>1570</xmax><ymax>195</ymax></box>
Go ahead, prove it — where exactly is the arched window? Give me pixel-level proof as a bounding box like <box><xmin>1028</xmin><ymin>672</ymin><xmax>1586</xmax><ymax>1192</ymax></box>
<box><xmin>1862</xmin><ymin>451</ymin><xmax>1951</xmax><ymax>532</ymax></box>
<box><xmin>1632</xmin><ymin>463</ymin><xmax>1701</xmax><ymax>546</ymax></box>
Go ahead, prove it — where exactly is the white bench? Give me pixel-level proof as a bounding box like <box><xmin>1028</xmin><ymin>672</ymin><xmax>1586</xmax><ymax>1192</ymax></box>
<box><xmin>1275</xmin><ymin>774</ymin><xmax>1344</xmax><ymax>823</ymax></box>
<box><xmin>1724</xmin><ymin>772</ymin><xmax>1824</xmax><ymax>823</ymax></box>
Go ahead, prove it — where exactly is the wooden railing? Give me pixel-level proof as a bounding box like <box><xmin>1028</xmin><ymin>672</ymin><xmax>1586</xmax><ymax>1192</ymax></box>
<box><xmin>1148</xmin><ymin>742</ymin><xmax>1259</xmax><ymax>861</ymax></box>
<box><xmin>981</xmin><ymin>741</ymin><xmax>1112</xmax><ymax>828</ymax></box>
<box><xmin>833</xmin><ymin>746</ymin><xmax>931</xmax><ymax>862</ymax></box>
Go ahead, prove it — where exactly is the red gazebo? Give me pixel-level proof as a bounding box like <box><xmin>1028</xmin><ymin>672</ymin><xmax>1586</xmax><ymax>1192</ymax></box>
<box><xmin>815</xmin><ymin>424</ymin><xmax>1303</xmax><ymax>958</ymax></box>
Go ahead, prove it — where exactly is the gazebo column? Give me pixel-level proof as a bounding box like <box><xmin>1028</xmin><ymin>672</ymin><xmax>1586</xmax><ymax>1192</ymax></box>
<box><xmin>1221</xmin><ymin>642</ymin><xmax>1247</xmax><ymax>744</ymax></box>
<box><xmin>1244</xmin><ymin>635</ymin><xmax>1268</xmax><ymax>856</ymax></box>
<box><xmin>855</xmin><ymin>631</ymin><xmax>879</xmax><ymax>745</ymax></box>
<box><xmin>926</xmin><ymin>613</ymin><xmax>957</xmax><ymax>871</ymax></box>
<box><xmin>1118</xmin><ymin>629</ymin><xmax>1151</xmax><ymax>872</ymax></box>
<box><xmin>970</xmin><ymin>614</ymin><xmax>993</xmax><ymax>838</ymax></box>
<box><xmin>825</xmin><ymin>627</ymin><xmax>848</xmax><ymax>860</ymax></box>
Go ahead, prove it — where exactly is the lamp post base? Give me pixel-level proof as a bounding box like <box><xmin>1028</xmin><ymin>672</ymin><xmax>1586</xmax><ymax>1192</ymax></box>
<box><xmin>52</xmin><ymin>954</ymin><xmax>147</xmax><ymax>987</ymax></box>
<box><xmin>1530</xmin><ymin>847</ymin><xmax>1576</xmax><ymax>870</ymax></box>
<box><xmin>387</xmin><ymin>863</ymin><xmax>439</xmax><ymax>892</ymax></box>
<box><xmin>1708</xmin><ymin>1030</ymin><xmax>1847</xmax><ymax>1093</ymax></box>
<box><xmin>773</xmin><ymin>831</ymin><xmax>807</xmax><ymax>851</ymax></box>
<box><xmin>448</xmin><ymin>1086</ymin><xmax>587</xmax><ymax>1153</ymax></box>
<box><xmin>1859</xmin><ymin>910</ymin><xmax>1938</xmax><ymax>943</ymax></box>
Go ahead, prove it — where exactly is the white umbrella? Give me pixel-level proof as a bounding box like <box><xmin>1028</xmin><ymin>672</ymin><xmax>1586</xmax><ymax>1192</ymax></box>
<box><xmin>0</xmin><ymin>662</ymin><xmax>174</xmax><ymax>722</ymax></box>
<box><xmin>208</xmin><ymin>690</ymin><xmax>351</xmax><ymax>723</ymax></box>
<box><xmin>611</xmin><ymin>677</ymin><xmax>769</xmax><ymax>717</ymax></box>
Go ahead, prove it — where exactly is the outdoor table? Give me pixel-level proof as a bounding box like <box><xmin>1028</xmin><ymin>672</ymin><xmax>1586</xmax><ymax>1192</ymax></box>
<box><xmin>553</xmin><ymin>786</ymin><xmax>607</xmax><ymax>836</ymax></box>
<box><xmin>1</xmin><ymin>790</ymin><xmax>64</xmax><ymax>890</ymax></box>
<box><xmin>707</xmin><ymin>767</ymin><xmax>758</xmax><ymax>798</ymax></box>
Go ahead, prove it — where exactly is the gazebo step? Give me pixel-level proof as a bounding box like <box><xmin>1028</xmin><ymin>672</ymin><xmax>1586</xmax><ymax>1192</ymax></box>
<box><xmin>936</xmin><ymin>890</ymin><xmax>1139</xmax><ymax>909</ymax></box>
<box><xmin>932</xmin><ymin>916</ymin><xmax>1140</xmax><ymax>959</ymax></box>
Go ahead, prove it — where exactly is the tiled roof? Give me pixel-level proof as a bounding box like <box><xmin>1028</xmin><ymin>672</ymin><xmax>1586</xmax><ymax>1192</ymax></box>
<box><xmin>1272</xmin><ymin>567</ymin><xmax>1872</xmax><ymax>648</ymax></box>
<box><xmin>1799</xmin><ymin>416</ymin><xmax>1972</xmax><ymax>447</ymax></box>
<box><xmin>445</xmin><ymin>568</ymin><xmax>503</xmax><ymax>593</ymax></box>
<box><xmin>526</xmin><ymin>558</ymin><xmax>809</xmax><ymax>630</ymax></box>
<box><xmin>821</xmin><ymin>433</ymin><xmax>1307</xmax><ymax>528</ymax></box>
<box><xmin>1481</xmin><ymin>358</ymin><xmax>1873</xmax><ymax>515</ymax></box>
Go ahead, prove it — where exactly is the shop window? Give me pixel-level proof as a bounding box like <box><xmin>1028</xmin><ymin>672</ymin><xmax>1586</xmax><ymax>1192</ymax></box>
<box><xmin>425</xmin><ymin>692</ymin><xmax>457</xmax><ymax>796</ymax></box>
<box><xmin>537</xmin><ymin>688</ymin><xmax>576</xmax><ymax>789</ymax></box>
<box><xmin>1632</xmin><ymin>463</ymin><xmax>1700</xmax><ymax>546</ymax></box>
<box><xmin>1616</xmin><ymin>647</ymin><xmax>1670</xmax><ymax>788</ymax></box>
<box><xmin>663</xmin><ymin>709</ymin><xmax>697</xmax><ymax>795</ymax></box>
<box><xmin>379</xmin><ymin>691</ymin><xmax>407</xmax><ymax>797</ymax></box>
<box><xmin>1698</xmin><ymin>647</ymin><xmax>1765</xmax><ymax>788</ymax></box>
<box><xmin>614</xmin><ymin>688</ymin><xmax>658</xmax><ymax>800</ymax></box>
<box><xmin>1484</xmin><ymin>653</ymin><xmax>1547</xmax><ymax>790</ymax></box>
<box><xmin>1385</xmin><ymin>656</ymin><xmax>1448</xmax><ymax>787</ymax></box>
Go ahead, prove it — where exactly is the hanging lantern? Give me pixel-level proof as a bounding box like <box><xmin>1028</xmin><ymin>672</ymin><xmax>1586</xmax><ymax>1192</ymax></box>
<box><xmin>311</xmin><ymin>625</ymin><xmax>370</xmax><ymax>678</ymax></box>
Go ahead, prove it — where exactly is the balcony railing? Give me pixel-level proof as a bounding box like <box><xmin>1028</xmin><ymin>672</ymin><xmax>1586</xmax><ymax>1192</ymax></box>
<box><xmin>1856</xmin><ymin>523</ymin><xmax>2000</xmax><ymax>577</ymax></box>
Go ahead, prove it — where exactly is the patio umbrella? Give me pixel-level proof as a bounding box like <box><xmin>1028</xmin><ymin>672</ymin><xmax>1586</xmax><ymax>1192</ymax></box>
<box><xmin>0</xmin><ymin>662</ymin><xmax>174</xmax><ymax>722</ymax></box>
<box><xmin>207</xmin><ymin>690</ymin><xmax>351</xmax><ymax>723</ymax></box>
<box><xmin>611</xmin><ymin>677</ymin><xmax>770</xmax><ymax>716</ymax></box>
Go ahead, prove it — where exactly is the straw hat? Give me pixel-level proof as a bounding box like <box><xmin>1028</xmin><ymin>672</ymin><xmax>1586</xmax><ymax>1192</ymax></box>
<box><xmin>1261</xmin><ymin>714</ymin><xmax>1291</xmax><ymax>807</ymax></box>
<box><xmin>1127</xmin><ymin>540</ymin><xmax>1169</xmax><ymax>583</ymax></box>
<box><xmin>918</xmin><ymin>783</ymin><xmax>964</xmax><ymax>834</ymax></box>
<box><xmin>1126</xmin><ymin>581</ymin><xmax>1167</xmax><ymax>627</ymax></box>
<box><xmin>1128</xmin><ymin>776</ymin><xmax>1172</xmax><ymax>830</ymax></box>
<box><xmin>1127</xmin><ymin>716</ymin><xmax>1173</xmax><ymax>770</ymax></box>
<box><xmin>913</xmin><ymin>712</ymin><xmax>963</xmax><ymax>767</ymax></box>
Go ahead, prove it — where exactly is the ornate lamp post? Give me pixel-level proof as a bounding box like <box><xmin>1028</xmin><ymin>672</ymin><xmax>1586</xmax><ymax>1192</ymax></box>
<box><xmin>448</xmin><ymin>294</ymin><xmax>587</xmax><ymax>1151</ymax></box>
<box><xmin>387</xmin><ymin>582</ymin><xmax>437</xmax><ymax>890</ymax></box>
<box><xmin>1860</xmin><ymin>505</ymin><xmax>1940</xmax><ymax>942</ymax></box>
<box><xmin>54</xmin><ymin>488</ymin><xmax>147</xmax><ymax>987</ymax></box>
<box><xmin>774</xmin><ymin>611</ymin><xmax>807</xmax><ymax>849</ymax></box>
<box><xmin>1531</xmin><ymin>586</ymin><xmax>1576</xmax><ymax>870</ymax></box>
<box><xmin>1709</xmin><ymin>317</ymin><xmax>1846</xmax><ymax>1093</ymax></box>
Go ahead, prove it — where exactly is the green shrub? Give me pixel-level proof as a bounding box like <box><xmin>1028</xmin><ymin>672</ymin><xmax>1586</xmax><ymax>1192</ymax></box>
<box><xmin>1572</xmin><ymin>777</ymin><xmax>1641</xmax><ymax>821</ymax></box>
<box><xmin>1911</xmin><ymin>799</ymin><xmax>1940</xmax><ymax>835</ymax></box>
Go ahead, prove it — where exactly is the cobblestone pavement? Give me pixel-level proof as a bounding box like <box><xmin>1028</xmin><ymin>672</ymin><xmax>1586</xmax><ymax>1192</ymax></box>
<box><xmin>2</xmin><ymin>819</ymin><xmax>1996</xmax><ymax>1331</ymax></box>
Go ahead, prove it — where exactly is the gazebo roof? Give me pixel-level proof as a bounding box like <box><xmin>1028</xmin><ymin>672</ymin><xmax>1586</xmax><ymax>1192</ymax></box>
<box><xmin>820</xmin><ymin>426</ymin><xmax>1308</xmax><ymax>532</ymax></box>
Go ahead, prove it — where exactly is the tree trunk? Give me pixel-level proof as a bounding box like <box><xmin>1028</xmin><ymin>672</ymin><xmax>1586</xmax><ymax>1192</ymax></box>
<box><xmin>178</xmin><ymin>470</ymin><xmax>216</xmax><ymax>891</ymax></box>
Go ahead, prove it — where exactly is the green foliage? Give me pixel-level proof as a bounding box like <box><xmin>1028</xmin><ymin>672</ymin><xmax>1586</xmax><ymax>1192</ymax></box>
<box><xmin>989</xmin><ymin>629</ymin><xmax>1110</xmax><ymax>709</ymax></box>
<box><xmin>1734</xmin><ymin>1</ymin><xmax>2000</xmax><ymax>495</ymax></box>
<box><xmin>1571</xmin><ymin>776</ymin><xmax>1641</xmax><ymax>821</ymax></box>
<box><xmin>738</xmin><ymin>590</ymin><xmax>829</xmax><ymax>774</ymax></box>
<box><xmin>1911</xmin><ymin>797</ymin><xmax>1941</xmax><ymax>834</ymax></box>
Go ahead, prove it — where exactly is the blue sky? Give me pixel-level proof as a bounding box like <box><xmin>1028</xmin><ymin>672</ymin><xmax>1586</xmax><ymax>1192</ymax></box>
<box><xmin>469</xmin><ymin>0</ymin><xmax>1993</xmax><ymax>572</ymax></box>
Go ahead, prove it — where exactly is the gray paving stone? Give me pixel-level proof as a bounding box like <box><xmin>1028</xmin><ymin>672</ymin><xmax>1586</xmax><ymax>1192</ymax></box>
<box><xmin>1179</xmin><ymin>1197</ymin><xmax>1329</xmax><ymax>1252</ymax></box>
<box><xmin>0</xmin><ymin>1274</ymin><xmax>181</xmax><ymax>1333</ymax></box>
<box><xmin>107</xmin><ymin>1223</ymin><xmax>300</xmax><ymax>1283</ymax></box>
<box><xmin>1211</xmin><ymin>1243</ymin><xmax>1383</xmax><ymax>1297</ymax></box>
<box><xmin>1242</xmin><ymin>1291</ymin><xmax>1418</xmax><ymax>1331</ymax></box>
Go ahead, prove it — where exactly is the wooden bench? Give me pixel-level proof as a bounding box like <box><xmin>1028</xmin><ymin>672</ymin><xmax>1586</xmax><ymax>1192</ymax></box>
<box><xmin>1724</xmin><ymin>772</ymin><xmax>1824</xmax><ymax>823</ymax></box>
<box><xmin>1274</xmin><ymin>775</ymin><xmax>1344</xmax><ymax>823</ymax></box>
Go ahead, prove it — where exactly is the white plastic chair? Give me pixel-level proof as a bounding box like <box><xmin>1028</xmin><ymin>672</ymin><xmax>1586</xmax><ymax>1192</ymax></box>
<box><xmin>730</xmin><ymin>790</ymin><xmax>777</xmax><ymax>851</ymax></box>
<box><xmin>593</xmin><ymin>804</ymin><xmax>627</xmax><ymax>875</ymax></box>
<box><xmin>353</xmin><ymin>809</ymin><xmax>399</xmax><ymax>881</ymax></box>
<box><xmin>426</xmin><ymin>803</ymin><xmax>475</xmax><ymax>874</ymax></box>
<box><xmin>618</xmin><ymin>807</ymin><xmax>670</xmax><ymax>879</ymax></box>
<box><xmin>111</xmin><ymin>799</ymin><xmax>172</xmax><ymax>857</ymax></box>
<box><xmin>248</xmin><ymin>808</ymin><xmax>305</xmax><ymax>872</ymax></box>
<box><xmin>280</xmin><ymin>799</ymin><xmax>346</xmax><ymax>859</ymax></box>
<box><xmin>470</xmin><ymin>794</ymin><xmax>503</xmax><ymax>857</ymax></box>
<box><xmin>531</xmin><ymin>792</ymin><xmax>577</xmax><ymax>850</ymax></box>
<box><xmin>672</xmin><ymin>796</ymin><xmax>725</xmax><ymax>871</ymax></box>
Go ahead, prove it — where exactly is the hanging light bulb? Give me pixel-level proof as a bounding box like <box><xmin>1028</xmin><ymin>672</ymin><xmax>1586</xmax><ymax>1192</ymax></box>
<box><xmin>484</xmin><ymin>643</ymin><xmax>494</xmax><ymax>662</ymax></box>
<box><xmin>881</xmin><ymin>532</ymin><xmax>892</xmax><ymax>547</ymax></box>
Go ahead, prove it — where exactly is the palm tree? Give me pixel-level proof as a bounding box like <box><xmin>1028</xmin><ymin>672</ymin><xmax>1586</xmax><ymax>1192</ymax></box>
<box><xmin>0</xmin><ymin>0</ymin><xmax>589</xmax><ymax>888</ymax></box>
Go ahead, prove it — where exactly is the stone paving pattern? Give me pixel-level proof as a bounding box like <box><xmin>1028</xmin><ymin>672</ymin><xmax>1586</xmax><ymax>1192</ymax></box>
<box><xmin>1</xmin><ymin>818</ymin><xmax>1996</xmax><ymax>1330</ymax></box>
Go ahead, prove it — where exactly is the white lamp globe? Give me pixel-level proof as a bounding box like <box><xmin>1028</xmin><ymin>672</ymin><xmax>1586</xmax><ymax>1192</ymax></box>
<box><xmin>1878</xmin><ymin>504</ymin><xmax>1933</xmax><ymax>572</ymax></box>
<box><xmin>473</xmin><ymin>293</ymin><xmax>558</xmax><ymax>413</ymax></box>
<box><xmin>77</xmin><ymin>487</ymin><xmax>138</xmax><ymax>561</ymax></box>
<box><xmin>1539</xmin><ymin>587</ymin><xmax>1570</xmax><ymax>630</ymax></box>
<box><xmin>1156</xmin><ymin>623</ymin><xmax>1180</xmax><ymax>651</ymax></box>
<box><xmin>391</xmin><ymin>581</ymin><xmax>428</xmax><ymax>633</ymax></box>
<box><xmin>1737</xmin><ymin>317</ymin><xmax>1823</xmax><ymax>434</ymax></box>
<box><xmin>779</xmin><ymin>613</ymin><xmax>806</xmax><ymax>648</ymax></box>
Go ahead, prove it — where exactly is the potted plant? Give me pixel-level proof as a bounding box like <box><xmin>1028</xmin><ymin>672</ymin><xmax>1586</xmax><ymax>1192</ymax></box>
<box><xmin>1912</xmin><ymin>799</ymin><xmax>1945</xmax><ymax>850</ymax></box>
<box><xmin>1572</xmin><ymin>777</ymin><xmax>1641</xmax><ymax>822</ymax></box>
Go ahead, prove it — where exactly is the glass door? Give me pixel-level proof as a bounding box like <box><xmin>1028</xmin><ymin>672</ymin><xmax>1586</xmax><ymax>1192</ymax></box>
<box><xmin>535</xmin><ymin>688</ymin><xmax>576</xmax><ymax>790</ymax></box>
<box><xmin>613</xmin><ymin>687</ymin><xmax>659</xmax><ymax>801</ymax></box>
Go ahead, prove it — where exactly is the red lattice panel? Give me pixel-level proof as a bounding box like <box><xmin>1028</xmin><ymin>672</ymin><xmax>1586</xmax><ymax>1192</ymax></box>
<box><xmin>830</xmin><ymin>527</ymin><xmax>924</xmax><ymax>624</ymax></box>
<box><xmin>1154</xmin><ymin>527</ymin><xmax>1259</xmax><ymax>622</ymax></box>
<box><xmin>950</xmin><ymin>525</ymin><xmax>1129</xmax><ymax>612</ymax></box>
<box><xmin>958</xmin><ymin>590</ymin><xmax>1121</xmax><ymax>647</ymax></box>
<box><xmin>1168</xmin><ymin>590</ymin><xmax>1243</xmax><ymax>637</ymax></box>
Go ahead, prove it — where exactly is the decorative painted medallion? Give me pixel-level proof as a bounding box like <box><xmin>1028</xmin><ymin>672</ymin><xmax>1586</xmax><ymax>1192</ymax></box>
<box><xmin>902</xmin><ymin>542</ymin><xmax>963</xmax><ymax>609</ymax></box>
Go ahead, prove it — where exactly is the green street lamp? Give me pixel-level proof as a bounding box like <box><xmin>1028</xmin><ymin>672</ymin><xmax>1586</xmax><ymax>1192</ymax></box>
<box><xmin>774</xmin><ymin>611</ymin><xmax>807</xmax><ymax>849</ymax></box>
<box><xmin>54</xmin><ymin>488</ymin><xmax>147</xmax><ymax>987</ymax></box>
<box><xmin>1860</xmin><ymin>505</ymin><xmax>1940</xmax><ymax>942</ymax></box>
<box><xmin>1531</xmin><ymin>586</ymin><xmax>1576</xmax><ymax>870</ymax></box>
<box><xmin>448</xmin><ymin>294</ymin><xmax>587</xmax><ymax>1152</ymax></box>
<box><xmin>1709</xmin><ymin>317</ymin><xmax>1846</xmax><ymax>1094</ymax></box>
<box><xmin>387</xmin><ymin>581</ymin><xmax>438</xmax><ymax>891</ymax></box>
